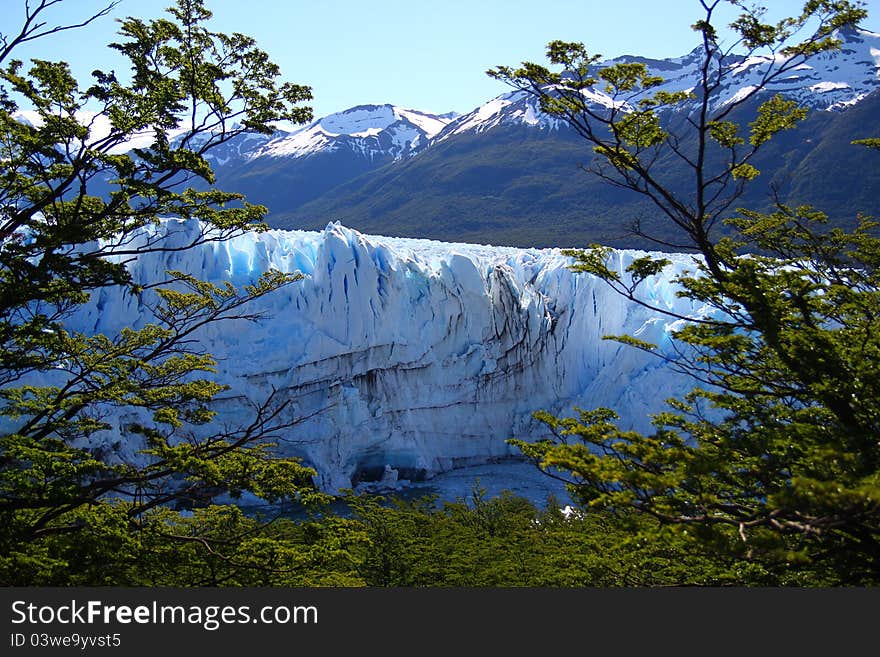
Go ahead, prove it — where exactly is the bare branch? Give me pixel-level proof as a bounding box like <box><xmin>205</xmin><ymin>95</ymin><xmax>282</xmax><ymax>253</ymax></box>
<box><xmin>0</xmin><ymin>0</ymin><xmax>120</xmax><ymax>65</ymax></box>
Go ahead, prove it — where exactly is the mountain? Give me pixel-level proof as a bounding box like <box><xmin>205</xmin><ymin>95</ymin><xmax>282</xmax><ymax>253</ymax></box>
<box><xmin>429</xmin><ymin>24</ymin><xmax>880</xmax><ymax>143</ymax></box>
<box><xmin>253</xmin><ymin>104</ymin><xmax>453</xmax><ymax>160</ymax></box>
<box><xmin>206</xmin><ymin>25</ymin><xmax>879</xmax><ymax>249</ymax></box>
<box><xmin>279</xmin><ymin>91</ymin><xmax>880</xmax><ymax>249</ymax></box>
<box><xmin>204</xmin><ymin>104</ymin><xmax>455</xmax><ymax>211</ymax></box>
<box><xmin>30</xmin><ymin>219</ymin><xmax>701</xmax><ymax>493</ymax></box>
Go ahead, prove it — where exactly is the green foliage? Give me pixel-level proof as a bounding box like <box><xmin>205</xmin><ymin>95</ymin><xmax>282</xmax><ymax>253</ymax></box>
<box><xmin>343</xmin><ymin>487</ymin><xmax>752</xmax><ymax>586</ymax></box>
<box><xmin>708</xmin><ymin>120</ymin><xmax>745</xmax><ymax>148</ymax></box>
<box><xmin>522</xmin><ymin>210</ymin><xmax>880</xmax><ymax>580</ymax></box>
<box><xmin>0</xmin><ymin>502</ymin><xmax>368</xmax><ymax>586</ymax></box>
<box><xmin>0</xmin><ymin>0</ymin><xmax>332</xmax><ymax>585</ymax></box>
<box><xmin>749</xmin><ymin>95</ymin><xmax>808</xmax><ymax>147</ymax></box>
<box><xmin>4</xmin><ymin>485</ymin><xmax>792</xmax><ymax>587</ymax></box>
<box><xmin>495</xmin><ymin>1</ymin><xmax>879</xmax><ymax>584</ymax></box>
<box><xmin>853</xmin><ymin>137</ymin><xmax>880</xmax><ymax>149</ymax></box>
<box><xmin>731</xmin><ymin>163</ymin><xmax>760</xmax><ymax>180</ymax></box>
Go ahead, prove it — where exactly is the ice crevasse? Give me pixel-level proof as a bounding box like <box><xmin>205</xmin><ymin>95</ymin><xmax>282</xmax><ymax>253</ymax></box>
<box><xmin>66</xmin><ymin>219</ymin><xmax>708</xmax><ymax>492</ymax></box>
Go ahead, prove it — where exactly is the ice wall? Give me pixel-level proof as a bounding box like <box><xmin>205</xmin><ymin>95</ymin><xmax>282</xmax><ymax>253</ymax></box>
<box><xmin>68</xmin><ymin>219</ymin><xmax>705</xmax><ymax>492</ymax></box>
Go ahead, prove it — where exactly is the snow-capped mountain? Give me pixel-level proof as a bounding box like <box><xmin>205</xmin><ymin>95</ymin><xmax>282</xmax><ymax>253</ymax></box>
<box><xmin>64</xmin><ymin>23</ymin><xmax>876</xmax><ymax>248</ymax></box>
<box><xmin>270</xmin><ymin>25</ymin><xmax>880</xmax><ymax>248</ymax></box>
<box><xmin>205</xmin><ymin>25</ymin><xmax>880</xmax><ymax>159</ymax></box>
<box><xmin>187</xmin><ymin>105</ymin><xmax>456</xmax><ymax>217</ymax></box>
<box><xmin>208</xmin><ymin>26</ymin><xmax>880</xmax><ymax>162</ymax></box>
<box><xmin>715</xmin><ymin>26</ymin><xmax>880</xmax><ymax>110</ymax></box>
<box><xmin>249</xmin><ymin>104</ymin><xmax>453</xmax><ymax>161</ymax></box>
<box><xmin>431</xmin><ymin>91</ymin><xmax>563</xmax><ymax>144</ymax></box>
<box><xmin>20</xmin><ymin>26</ymin><xmax>880</xmax><ymax>171</ymax></box>
<box><xmin>438</xmin><ymin>25</ymin><xmax>880</xmax><ymax>139</ymax></box>
<box><xmin>45</xmin><ymin>219</ymin><xmax>702</xmax><ymax>493</ymax></box>
<box><xmin>158</xmin><ymin>104</ymin><xmax>455</xmax><ymax>172</ymax></box>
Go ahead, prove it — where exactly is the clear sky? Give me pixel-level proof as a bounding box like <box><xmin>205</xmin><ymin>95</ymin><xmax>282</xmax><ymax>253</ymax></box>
<box><xmin>3</xmin><ymin>0</ymin><xmax>878</xmax><ymax>119</ymax></box>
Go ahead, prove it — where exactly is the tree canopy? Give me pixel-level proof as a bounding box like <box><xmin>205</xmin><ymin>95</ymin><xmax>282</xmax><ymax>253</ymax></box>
<box><xmin>0</xmin><ymin>0</ymin><xmax>325</xmax><ymax>584</ymax></box>
<box><xmin>493</xmin><ymin>0</ymin><xmax>880</xmax><ymax>584</ymax></box>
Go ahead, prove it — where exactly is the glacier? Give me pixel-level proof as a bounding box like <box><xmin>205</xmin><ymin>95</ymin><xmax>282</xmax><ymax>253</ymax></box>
<box><xmin>60</xmin><ymin>219</ymin><xmax>706</xmax><ymax>493</ymax></box>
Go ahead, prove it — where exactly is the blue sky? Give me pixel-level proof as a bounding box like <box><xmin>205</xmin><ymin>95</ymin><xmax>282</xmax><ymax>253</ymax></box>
<box><xmin>4</xmin><ymin>0</ymin><xmax>877</xmax><ymax>119</ymax></box>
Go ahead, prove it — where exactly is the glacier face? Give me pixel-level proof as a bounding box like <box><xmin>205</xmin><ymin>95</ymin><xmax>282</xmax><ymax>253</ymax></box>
<box><xmin>67</xmin><ymin>220</ymin><xmax>705</xmax><ymax>493</ymax></box>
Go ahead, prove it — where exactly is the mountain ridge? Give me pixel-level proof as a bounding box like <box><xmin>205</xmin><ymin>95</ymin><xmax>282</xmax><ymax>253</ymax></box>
<box><xmin>153</xmin><ymin>25</ymin><xmax>880</xmax><ymax>249</ymax></box>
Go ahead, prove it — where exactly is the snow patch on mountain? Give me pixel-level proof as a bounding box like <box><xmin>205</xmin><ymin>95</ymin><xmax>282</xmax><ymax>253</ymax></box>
<box><xmin>434</xmin><ymin>91</ymin><xmax>565</xmax><ymax>143</ymax></box>
<box><xmin>395</xmin><ymin>108</ymin><xmax>451</xmax><ymax>137</ymax></box>
<box><xmin>810</xmin><ymin>81</ymin><xmax>851</xmax><ymax>93</ymax></box>
<box><xmin>719</xmin><ymin>84</ymin><xmax>759</xmax><ymax>108</ymax></box>
<box><xmin>318</xmin><ymin>105</ymin><xmax>399</xmax><ymax>135</ymax></box>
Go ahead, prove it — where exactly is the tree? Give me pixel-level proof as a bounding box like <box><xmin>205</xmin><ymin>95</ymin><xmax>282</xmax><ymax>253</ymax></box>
<box><xmin>492</xmin><ymin>0</ymin><xmax>879</xmax><ymax>584</ymax></box>
<box><xmin>0</xmin><ymin>0</ymin><xmax>325</xmax><ymax>585</ymax></box>
<box><xmin>344</xmin><ymin>487</ymin><xmax>740</xmax><ymax>586</ymax></box>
